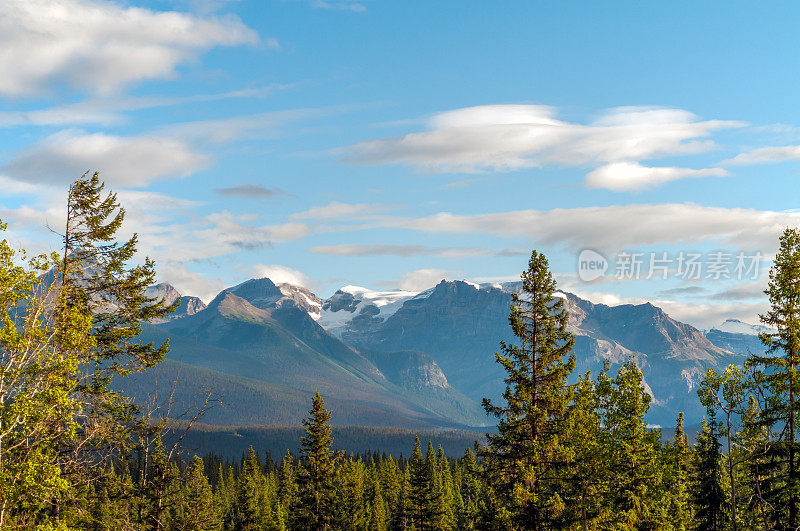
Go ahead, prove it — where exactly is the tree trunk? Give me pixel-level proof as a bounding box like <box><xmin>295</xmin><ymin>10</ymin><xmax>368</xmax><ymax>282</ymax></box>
<box><xmin>726</xmin><ymin>412</ymin><xmax>738</xmax><ymax>531</ymax></box>
<box><xmin>791</xmin><ymin>349</ymin><xmax>797</xmax><ymax>528</ymax></box>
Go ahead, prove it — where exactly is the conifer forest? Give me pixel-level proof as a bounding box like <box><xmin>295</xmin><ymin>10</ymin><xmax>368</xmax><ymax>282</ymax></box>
<box><xmin>2</xmin><ymin>174</ymin><xmax>800</xmax><ymax>530</ymax></box>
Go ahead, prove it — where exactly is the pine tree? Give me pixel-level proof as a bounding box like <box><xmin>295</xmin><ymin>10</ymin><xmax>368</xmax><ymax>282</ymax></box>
<box><xmin>370</xmin><ymin>484</ymin><xmax>387</xmax><ymax>531</ymax></box>
<box><xmin>235</xmin><ymin>446</ymin><xmax>271</xmax><ymax>530</ymax></box>
<box><xmin>748</xmin><ymin>227</ymin><xmax>800</xmax><ymax>528</ymax></box>
<box><xmin>279</xmin><ymin>450</ymin><xmax>298</xmax><ymax>518</ymax></box>
<box><xmin>293</xmin><ymin>392</ymin><xmax>339</xmax><ymax>530</ymax></box>
<box><xmin>596</xmin><ymin>358</ymin><xmax>664</xmax><ymax>528</ymax></box>
<box><xmin>692</xmin><ymin>415</ymin><xmax>728</xmax><ymax>531</ymax></box>
<box><xmin>55</xmin><ymin>173</ymin><xmax>174</xmax><ymax>468</ymax></box>
<box><xmin>174</xmin><ymin>456</ymin><xmax>222</xmax><ymax>531</ymax></box>
<box><xmin>408</xmin><ymin>436</ymin><xmax>435</xmax><ymax>530</ymax></box>
<box><xmin>481</xmin><ymin>250</ymin><xmax>576</xmax><ymax>530</ymax></box>
<box><xmin>663</xmin><ymin>412</ymin><xmax>691</xmax><ymax>530</ymax></box>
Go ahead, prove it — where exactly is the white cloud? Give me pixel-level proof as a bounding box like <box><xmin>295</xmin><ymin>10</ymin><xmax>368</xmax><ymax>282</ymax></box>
<box><xmin>709</xmin><ymin>281</ymin><xmax>767</xmax><ymax>301</ymax></box>
<box><xmin>398</xmin><ymin>268</ymin><xmax>454</xmax><ymax>292</ymax></box>
<box><xmin>585</xmin><ymin>162</ymin><xmax>728</xmax><ymax>192</ymax></box>
<box><xmin>308</xmin><ymin>244</ymin><xmax>488</xmax><ymax>257</ymax></box>
<box><xmin>724</xmin><ymin>145</ymin><xmax>800</xmax><ymax>165</ymax></box>
<box><xmin>182</xmin><ymin>213</ymin><xmax>310</xmax><ymax>254</ymax></box>
<box><xmin>253</xmin><ymin>264</ymin><xmax>314</xmax><ymax>288</ymax></box>
<box><xmin>2</xmin><ymin>130</ymin><xmax>211</xmax><ymax>187</ymax></box>
<box><xmin>0</xmin><ymin>86</ymin><xmax>290</xmax><ymax>128</ymax></box>
<box><xmin>156</xmin><ymin>263</ymin><xmax>225</xmax><ymax>302</ymax></box>
<box><xmin>0</xmin><ymin>0</ymin><xmax>259</xmax><ymax>97</ymax></box>
<box><xmin>161</xmin><ymin>108</ymin><xmax>325</xmax><ymax>144</ymax></box>
<box><xmin>647</xmin><ymin>299</ymin><xmax>768</xmax><ymax>331</ymax></box>
<box><xmin>291</xmin><ymin>202</ymin><xmax>396</xmax><ymax>220</ymax></box>
<box><xmin>0</xmin><ymin>175</ymin><xmax>44</xmax><ymax>196</ymax></box>
<box><xmin>309</xmin><ymin>0</ymin><xmax>367</xmax><ymax>12</ymax></box>
<box><xmin>374</xmin><ymin>203</ymin><xmax>800</xmax><ymax>252</ymax></box>
<box><xmin>345</xmin><ymin>104</ymin><xmax>743</xmax><ymax>190</ymax></box>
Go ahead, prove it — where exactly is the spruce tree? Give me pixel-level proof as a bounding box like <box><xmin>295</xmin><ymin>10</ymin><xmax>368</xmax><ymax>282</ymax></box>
<box><xmin>435</xmin><ymin>445</ymin><xmax>456</xmax><ymax>530</ymax></box>
<box><xmin>563</xmin><ymin>372</ymin><xmax>604</xmax><ymax>529</ymax></box>
<box><xmin>235</xmin><ymin>446</ymin><xmax>271</xmax><ymax>530</ymax></box>
<box><xmin>408</xmin><ymin>436</ymin><xmax>435</xmax><ymax>530</ymax></box>
<box><xmin>481</xmin><ymin>250</ymin><xmax>576</xmax><ymax>530</ymax></box>
<box><xmin>693</xmin><ymin>415</ymin><xmax>728</xmax><ymax>530</ymax></box>
<box><xmin>664</xmin><ymin>412</ymin><xmax>691</xmax><ymax>530</ymax></box>
<box><xmin>370</xmin><ymin>484</ymin><xmax>387</xmax><ymax>531</ymax></box>
<box><xmin>595</xmin><ymin>358</ymin><xmax>664</xmax><ymax>528</ymax></box>
<box><xmin>175</xmin><ymin>456</ymin><xmax>222</xmax><ymax>531</ymax></box>
<box><xmin>425</xmin><ymin>441</ymin><xmax>445</xmax><ymax>529</ymax></box>
<box><xmin>457</xmin><ymin>448</ymin><xmax>480</xmax><ymax>530</ymax></box>
<box><xmin>335</xmin><ymin>458</ymin><xmax>368</xmax><ymax>530</ymax></box>
<box><xmin>279</xmin><ymin>450</ymin><xmax>298</xmax><ymax>518</ymax></box>
<box><xmin>293</xmin><ymin>392</ymin><xmax>339</xmax><ymax>530</ymax></box>
<box><xmin>748</xmin><ymin>227</ymin><xmax>800</xmax><ymax>527</ymax></box>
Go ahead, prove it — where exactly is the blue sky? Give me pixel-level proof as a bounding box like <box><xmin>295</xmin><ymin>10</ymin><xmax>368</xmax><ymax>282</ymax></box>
<box><xmin>2</xmin><ymin>0</ymin><xmax>800</xmax><ymax>328</ymax></box>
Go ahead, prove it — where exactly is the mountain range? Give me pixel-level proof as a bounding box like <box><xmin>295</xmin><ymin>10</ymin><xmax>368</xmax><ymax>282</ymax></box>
<box><xmin>120</xmin><ymin>277</ymin><xmax>767</xmax><ymax>430</ymax></box>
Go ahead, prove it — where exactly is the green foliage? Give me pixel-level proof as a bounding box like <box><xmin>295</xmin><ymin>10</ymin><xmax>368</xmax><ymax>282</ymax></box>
<box><xmin>692</xmin><ymin>416</ymin><xmax>728</xmax><ymax>530</ymax></box>
<box><xmin>292</xmin><ymin>392</ymin><xmax>339</xmax><ymax>530</ymax></box>
<box><xmin>745</xmin><ymin>227</ymin><xmax>800</xmax><ymax>528</ymax></box>
<box><xmin>481</xmin><ymin>250</ymin><xmax>576</xmax><ymax>530</ymax></box>
<box><xmin>0</xmin><ymin>172</ymin><xmax>173</xmax><ymax>528</ymax></box>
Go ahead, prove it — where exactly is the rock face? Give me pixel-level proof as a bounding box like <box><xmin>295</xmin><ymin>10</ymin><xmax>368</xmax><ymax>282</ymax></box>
<box><xmin>364</xmin><ymin>350</ymin><xmax>449</xmax><ymax>390</ymax></box>
<box><xmin>145</xmin><ymin>282</ymin><xmax>206</xmax><ymax>323</ymax></box>
<box><xmin>323</xmin><ymin>280</ymin><xmax>743</xmax><ymax>427</ymax></box>
<box><xmin>705</xmin><ymin>329</ymin><xmax>764</xmax><ymax>357</ymax></box>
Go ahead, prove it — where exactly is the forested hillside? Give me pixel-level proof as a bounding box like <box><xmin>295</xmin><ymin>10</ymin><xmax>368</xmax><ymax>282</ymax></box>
<box><xmin>3</xmin><ymin>174</ymin><xmax>800</xmax><ymax>530</ymax></box>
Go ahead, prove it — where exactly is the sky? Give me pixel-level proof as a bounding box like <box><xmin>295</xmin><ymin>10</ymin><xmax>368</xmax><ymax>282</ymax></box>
<box><xmin>2</xmin><ymin>0</ymin><xmax>800</xmax><ymax>329</ymax></box>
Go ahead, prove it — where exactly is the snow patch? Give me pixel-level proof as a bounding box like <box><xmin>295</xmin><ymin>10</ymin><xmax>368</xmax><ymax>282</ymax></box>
<box><xmin>318</xmin><ymin>286</ymin><xmax>418</xmax><ymax>333</ymax></box>
<box><xmin>713</xmin><ymin>319</ymin><xmax>773</xmax><ymax>336</ymax></box>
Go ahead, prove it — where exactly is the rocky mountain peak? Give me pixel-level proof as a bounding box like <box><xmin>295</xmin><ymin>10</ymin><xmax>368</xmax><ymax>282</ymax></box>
<box><xmin>146</xmin><ymin>282</ymin><xmax>181</xmax><ymax>306</ymax></box>
<box><xmin>228</xmin><ymin>278</ymin><xmax>283</xmax><ymax>309</ymax></box>
<box><xmin>276</xmin><ymin>283</ymin><xmax>322</xmax><ymax>318</ymax></box>
<box><xmin>145</xmin><ymin>282</ymin><xmax>206</xmax><ymax>323</ymax></box>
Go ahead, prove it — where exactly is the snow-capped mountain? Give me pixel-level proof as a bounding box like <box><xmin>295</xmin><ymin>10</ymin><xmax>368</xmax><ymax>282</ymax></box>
<box><xmin>141</xmin><ymin>276</ymin><xmax>761</xmax><ymax>428</ymax></box>
<box><xmin>711</xmin><ymin>318</ymin><xmax>773</xmax><ymax>336</ymax></box>
<box><xmin>313</xmin><ymin>279</ymin><xmax>747</xmax><ymax>427</ymax></box>
<box><xmin>318</xmin><ymin>285</ymin><xmax>417</xmax><ymax>337</ymax></box>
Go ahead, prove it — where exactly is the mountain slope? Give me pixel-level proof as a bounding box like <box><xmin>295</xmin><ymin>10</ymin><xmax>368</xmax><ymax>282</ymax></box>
<box><xmin>328</xmin><ymin>280</ymin><xmax>743</xmax><ymax>427</ymax></box>
<box><xmin>128</xmin><ymin>279</ymin><xmax>488</xmax><ymax>427</ymax></box>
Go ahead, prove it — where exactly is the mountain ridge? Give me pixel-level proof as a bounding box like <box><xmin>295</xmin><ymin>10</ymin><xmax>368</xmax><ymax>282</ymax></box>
<box><xmin>137</xmin><ymin>277</ymin><xmax>757</xmax><ymax>428</ymax></box>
